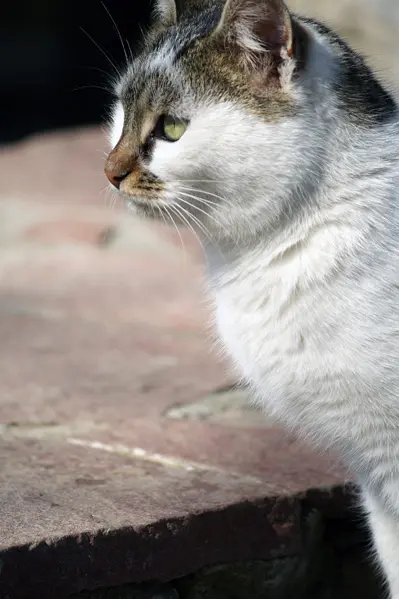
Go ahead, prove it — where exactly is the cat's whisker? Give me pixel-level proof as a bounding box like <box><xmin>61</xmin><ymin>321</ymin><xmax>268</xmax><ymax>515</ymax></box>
<box><xmin>125</xmin><ymin>38</ymin><xmax>134</xmax><ymax>63</ymax></box>
<box><xmin>176</xmin><ymin>191</ymin><xmax>220</xmax><ymax>209</ymax></box>
<box><xmin>101</xmin><ymin>184</ymin><xmax>118</xmax><ymax>210</ymax></box>
<box><xmin>138</xmin><ymin>24</ymin><xmax>147</xmax><ymax>42</ymax></box>
<box><xmin>172</xmin><ymin>202</ymin><xmax>227</xmax><ymax>264</ymax></box>
<box><xmin>175</xmin><ymin>192</ymin><xmax>234</xmax><ymax>241</ymax></box>
<box><xmin>180</xmin><ymin>192</ymin><xmax>243</xmax><ymax>247</ymax></box>
<box><xmin>174</xmin><ymin>185</ymin><xmax>237</xmax><ymax>209</ymax></box>
<box><xmin>80</xmin><ymin>26</ymin><xmax>122</xmax><ymax>78</ymax></box>
<box><xmin>99</xmin><ymin>185</ymin><xmax>110</xmax><ymax>200</ymax></box>
<box><xmin>176</xmin><ymin>192</ymin><xmax>218</xmax><ymax>216</ymax></box>
<box><xmin>173</xmin><ymin>187</ymin><xmax>241</xmax><ymax>245</ymax></box>
<box><xmin>168</xmin><ymin>204</ymin><xmax>208</xmax><ymax>262</ymax></box>
<box><xmin>176</xmin><ymin>194</ymin><xmax>226</xmax><ymax>234</ymax></box>
<box><xmin>80</xmin><ymin>65</ymin><xmax>119</xmax><ymax>89</ymax></box>
<box><xmin>100</xmin><ymin>1</ymin><xmax>129</xmax><ymax>66</ymax></box>
<box><xmin>107</xmin><ymin>194</ymin><xmax>116</xmax><ymax>210</ymax></box>
<box><xmin>160</xmin><ymin>203</ymin><xmax>188</xmax><ymax>262</ymax></box>
<box><xmin>173</xmin><ymin>179</ymin><xmax>224</xmax><ymax>184</ymax></box>
<box><xmin>175</xmin><ymin>190</ymin><xmax>242</xmax><ymax>247</ymax></box>
<box><xmin>81</xmin><ymin>65</ymin><xmax>112</xmax><ymax>78</ymax></box>
<box><xmin>71</xmin><ymin>84</ymin><xmax>111</xmax><ymax>94</ymax></box>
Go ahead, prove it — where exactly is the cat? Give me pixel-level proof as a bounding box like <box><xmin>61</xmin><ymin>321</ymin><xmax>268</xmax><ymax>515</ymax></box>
<box><xmin>104</xmin><ymin>0</ymin><xmax>399</xmax><ymax>594</ymax></box>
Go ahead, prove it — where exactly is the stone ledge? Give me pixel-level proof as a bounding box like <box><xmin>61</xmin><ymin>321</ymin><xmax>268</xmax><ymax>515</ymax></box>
<box><xmin>1</xmin><ymin>427</ymin><xmax>357</xmax><ymax>599</ymax></box>
<box><xmin>1</xmin><ymin>433</ymin><xmax>302</xmax><ymax>598</ymax></box>
<box><xmin>0</xmin><ymin>422</ymin><xmax>356</xmax><ymax>599</ymax></box>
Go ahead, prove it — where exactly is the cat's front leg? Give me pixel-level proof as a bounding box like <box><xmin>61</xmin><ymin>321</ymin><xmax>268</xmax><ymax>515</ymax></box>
<box><xmin>364</xmin><ymin>490</ymin><xmax>399</xmax><ymax>598</ymax></box>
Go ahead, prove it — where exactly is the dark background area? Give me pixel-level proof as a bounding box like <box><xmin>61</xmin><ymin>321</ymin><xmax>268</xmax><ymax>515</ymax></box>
<box><xmin>0</xmin><ymin>1</ymin><xmax>152</xmax><ymax>144</ymax></box>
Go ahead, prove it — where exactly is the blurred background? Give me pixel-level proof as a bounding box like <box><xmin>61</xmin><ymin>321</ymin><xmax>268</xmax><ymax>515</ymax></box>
<box><xmin>0</xmin><ymin>1</ymin><xmax>149</xmax><ymax>143</ymax></box>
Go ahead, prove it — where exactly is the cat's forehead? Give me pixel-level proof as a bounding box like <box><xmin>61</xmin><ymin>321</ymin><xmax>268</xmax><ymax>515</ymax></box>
<box><xmin>117</xmin><ymin>38</ymin><xmax>193</xmax><ymax>117</ymax></box>
<box><xmin>116</xmin><ymin>5</ymin><xmax>226</xmax><ymax>109</ymax></box>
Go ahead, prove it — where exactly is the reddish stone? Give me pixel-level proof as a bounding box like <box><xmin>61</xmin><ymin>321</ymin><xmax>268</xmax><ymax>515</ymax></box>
<box><xmin>0</xmin><ymin>433</ymin><xmax>302</xmax><ymax>599</ymax></box>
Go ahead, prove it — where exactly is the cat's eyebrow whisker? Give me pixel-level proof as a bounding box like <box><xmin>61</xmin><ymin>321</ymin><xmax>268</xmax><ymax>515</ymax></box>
<box><xmin>80</xmin><ymin>26</ymin><xmax>122</xmax><ymax>78</ymax></box>
<box><xmin>100</xmin><ymin>1</ymin><xmax>129</xmax><ymax>66</ymax></box>
<box><xmin>81</xmin><ymin>65</ymin><xmax>112</xmax><ymax>77</ymax></box>
<box><xmin>80</xmin><ymin>65</ymin><xmax>119</xmax><ymax>89</ymax></box>
<box><xmin>71</xmin><ymin>84</ymin><xmax>111</xmax><ymax>94</ymax></box>
<box><xmin>138</xmin><ymin>24</ymin><xmax>147</xmax><ymax>44</ymax></box>
<box><xmin>125</xmin><ymin>37</ymin><xmax>134</xmax><ymax>63</ymax></box>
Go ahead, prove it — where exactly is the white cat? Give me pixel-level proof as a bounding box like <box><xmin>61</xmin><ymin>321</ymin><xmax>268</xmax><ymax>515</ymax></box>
<box><xmin>105</xmin><ymin>0</ymin><xmax>399</xmax><ymax>594</ymax></box>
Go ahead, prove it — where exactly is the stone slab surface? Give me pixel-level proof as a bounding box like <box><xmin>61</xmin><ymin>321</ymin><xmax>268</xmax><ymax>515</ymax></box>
<box><xmin>0</xmin><ymin>128</ymin><xmax>349</xmax><ymax>598</ymax></box>
<box><xmin>1</xmin><ymin>431</ymin><xmax>301</xmax><ymax>599</ymax></box>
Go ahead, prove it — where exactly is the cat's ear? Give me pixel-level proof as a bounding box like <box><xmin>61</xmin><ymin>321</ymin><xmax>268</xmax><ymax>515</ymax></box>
<box><xmin>214</xmin><ymin>0</ymin><xmax>295</xmax><ymax>62</ymax></box>
<box><xmin>153</xmin><ymin>0</ymin><xmax>177</xmax><ymax>27</ymax></box>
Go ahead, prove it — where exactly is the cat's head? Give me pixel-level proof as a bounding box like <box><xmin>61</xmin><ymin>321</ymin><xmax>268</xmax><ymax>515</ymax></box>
<box><xmin>104</xmin><ymin>0</ymin><xmax>395</xmax><ymax>241</ymax></box>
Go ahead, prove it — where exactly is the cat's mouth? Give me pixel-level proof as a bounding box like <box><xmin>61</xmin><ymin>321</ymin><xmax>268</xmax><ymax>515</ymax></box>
<box><xmin>104</xmin><ymin>146</ymin><xmax>165</xmax><ymax>207</ymax></box>
<box><xmin>111</xmin><ymin>175</ymin><xmax>167</xmax><ymax>215</ymax></box>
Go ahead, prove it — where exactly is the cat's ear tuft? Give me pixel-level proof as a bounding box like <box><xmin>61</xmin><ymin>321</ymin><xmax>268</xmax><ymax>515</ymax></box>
<box><xmin>215</xmin><ymin>0</ymin><xmax>294</xmax><ymax>60</ymax></box>
<box><xmin>153</xmin><ymin>0</ymin><xmax>177</xmax><ymax>27</ymax></box>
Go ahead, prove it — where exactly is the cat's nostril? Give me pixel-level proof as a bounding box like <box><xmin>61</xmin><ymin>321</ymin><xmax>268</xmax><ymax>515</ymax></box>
<box><xmin>105</xmin><ymin>167</ymin><xmax>131</xmax><ymax>190</ymax></box>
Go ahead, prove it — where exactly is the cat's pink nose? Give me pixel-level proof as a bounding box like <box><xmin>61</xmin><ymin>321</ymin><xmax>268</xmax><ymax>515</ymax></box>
<box><xmin>105</xmin><ymin>144</ymin><xmax>135</xmax><ymax>189</ymax></box>
<box><xmin>104</xmin><ymin>166</ymin><xmax>130</xmax><ymax>189</ymax></box>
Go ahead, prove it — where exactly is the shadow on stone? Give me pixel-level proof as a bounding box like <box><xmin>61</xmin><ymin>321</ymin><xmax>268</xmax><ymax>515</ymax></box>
<box><xmin>72</xmin><ymin>508</ymin><xmax>383</xmax><ymax>599</ymax></box>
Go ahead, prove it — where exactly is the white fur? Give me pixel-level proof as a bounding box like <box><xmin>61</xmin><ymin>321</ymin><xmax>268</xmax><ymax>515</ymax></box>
<box><xmin>365</xmin><ymin>492</ymin><xmax>399</xmax><ymax>595</ymax></box>
<box><xmin>154</xmin><ymin>0</ymin><xmax>177</xmax><ymax>25</ymax></box>
<box><xmin>147</xmin><ymin>39</ymin><xmax>177</xmax><ymax>72</ymax></box>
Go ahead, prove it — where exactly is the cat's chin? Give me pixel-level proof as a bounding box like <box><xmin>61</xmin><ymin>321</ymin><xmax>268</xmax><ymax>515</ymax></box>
<box><xmin>123</xmin><ymin>196</ymin><xmax>168</xmax><ymax>222</ymax></box>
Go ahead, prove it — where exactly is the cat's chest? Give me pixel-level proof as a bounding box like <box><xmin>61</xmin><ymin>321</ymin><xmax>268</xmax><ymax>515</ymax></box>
<box><xmin>209</xmin><ymin>240</ymin><xmax>380</xmax><ymax>412</ymax></box>
<box><xmin>214</xmin><ymin>278</ymin><xmax>313</xmax><ymax>390</ymax></box>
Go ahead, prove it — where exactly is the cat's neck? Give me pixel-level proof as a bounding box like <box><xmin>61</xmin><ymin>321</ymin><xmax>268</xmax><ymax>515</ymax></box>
<box><xmin>205</xmin><ymin>116</ymin><xmax>399</xmax><ymax>288</ymax></box>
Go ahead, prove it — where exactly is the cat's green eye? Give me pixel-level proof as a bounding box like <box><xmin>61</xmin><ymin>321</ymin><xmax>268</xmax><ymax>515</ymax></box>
<box><xmin>155</xmin><ymin>115</ymin><xmax>188</xmax><ymax>142</ymax></box>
